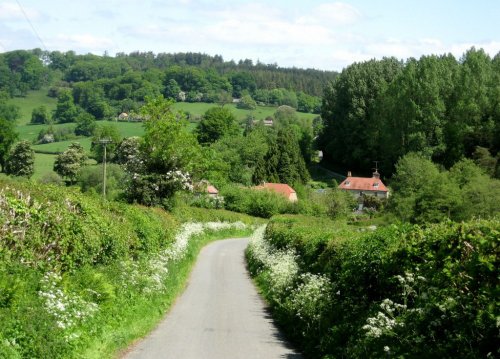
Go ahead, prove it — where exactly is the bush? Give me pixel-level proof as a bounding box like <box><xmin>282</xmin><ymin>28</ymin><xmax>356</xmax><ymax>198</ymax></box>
<box><xmin>247</xmin><ymin>215</ymin><xmax>499</xmax><ymax>358</ymax></box>
<box><xmin>0</xmin><ymin>177</ymin><xmax>260</xmax><ymax>358</ymax></box>
<box><xmin>220</xmin><ymin>185</ymin><xmax>292</xmax><ymax>218</ymax></box>
<box><xmin>77</xmin><ymin>163</ymin><xmax>125</xmax><ymax>200</ymax></box>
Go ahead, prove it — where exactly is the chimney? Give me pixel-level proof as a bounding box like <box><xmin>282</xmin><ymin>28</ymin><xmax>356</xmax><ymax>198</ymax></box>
<box><xmin>347</xmin><ymin>171</ymin><xmax>352</xmax><ymax>177</ymax></box>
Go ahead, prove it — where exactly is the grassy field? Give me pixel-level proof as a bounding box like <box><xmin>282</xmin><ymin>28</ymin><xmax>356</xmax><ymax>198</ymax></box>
<box><xmin>172</xmin><ymin>102</ymin><xmax>318</xmax><ymax>122</ymax></box>
<box><xmin>33</xmin><ymin>153</ymin><xmax>56</xmax><ymax>180</ymax></box>
<box><xmin>10</xmin><ymin>90</ymin><xmax>317</xmax><ymax>178</ymax></box>
<box><xmin>10</xmin><ymin>88</ymin><xmax>58</xmax><ymax>126</ymax></box>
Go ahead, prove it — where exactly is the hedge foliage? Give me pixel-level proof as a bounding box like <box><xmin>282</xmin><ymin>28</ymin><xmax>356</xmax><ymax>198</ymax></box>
<box><xmin>247</xmin><ymin>215</ymin><xmax>499</xmax><ymax>358</ymax></box>
<box><xmin>0</xmin><ymin>178</ymin><xmax>178</xmax><ymax>271</ymax></box>
<box><xmin>0</xmin><ymin>178</ymin><xmax>258</xmax><ymax>358</ymax></box>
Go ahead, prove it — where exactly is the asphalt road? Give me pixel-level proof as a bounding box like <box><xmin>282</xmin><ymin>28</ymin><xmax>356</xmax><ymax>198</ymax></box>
<box><xmin>123</xmin><ymin>238</ymin><xmax>301</xmax><ymax>359</ymax></box>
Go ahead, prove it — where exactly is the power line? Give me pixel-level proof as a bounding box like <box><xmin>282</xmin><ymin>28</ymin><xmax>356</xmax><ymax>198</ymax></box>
<box><xmin>15</xmin><ymin>0</ymin><xmax>48</xmax><ymax>51</ymax></box>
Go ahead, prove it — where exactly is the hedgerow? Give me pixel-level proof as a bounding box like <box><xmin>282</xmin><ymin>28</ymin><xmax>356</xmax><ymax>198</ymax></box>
<box><xmin>0</xmin><ymin>178</ymin><xmax>258</xmax><ymax>358</ymax></box>
<box><xmin>246</xmin><ymin>215</ymin><xmax>499</xmax><ymax>358</ymax></box>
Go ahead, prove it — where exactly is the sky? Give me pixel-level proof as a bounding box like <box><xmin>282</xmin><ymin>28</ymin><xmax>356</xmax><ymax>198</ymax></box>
<box><xmin>1</xmin><ymin>0</ymin><xmax>499</xmax><ymax>71</ymax></box>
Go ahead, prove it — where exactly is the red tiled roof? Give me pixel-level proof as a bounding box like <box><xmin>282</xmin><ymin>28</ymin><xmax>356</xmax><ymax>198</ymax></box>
<box><xmin>339</xmin><ymin>176</ymin><xmax>388</xmax><ymax>192</ymax></box>
<box><xmin>253</xmin><ymin>183</ymin><xmax>296</xmax><ymax>197</ymax></box>
<box><xmin>206</xmin><ymin>185</ymin><xmax>218</xmax><ymax>194</ymax></box>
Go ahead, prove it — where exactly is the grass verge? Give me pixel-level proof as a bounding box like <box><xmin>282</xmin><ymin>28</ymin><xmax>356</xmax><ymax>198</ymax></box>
<box><xmin>78</xmin><ymin>227</ymin><xmax>253</xmax><ymax>359</ymax></box>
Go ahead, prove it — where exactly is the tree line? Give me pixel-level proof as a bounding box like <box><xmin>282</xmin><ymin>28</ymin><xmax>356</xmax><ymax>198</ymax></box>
<box><xmin>0</xmin><ymin>49</ymin><xmax>333</xmax><ymax>124</ymax></box>
<box><xmin>319</xmin><ymin>48</ymin><xmax>500</xmax><ymax>178</ymax></box>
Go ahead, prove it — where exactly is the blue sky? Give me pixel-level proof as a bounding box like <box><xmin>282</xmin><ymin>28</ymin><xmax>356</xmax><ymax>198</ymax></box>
<box><xmin>1</xmin><ymin>0</ymin><xmax>499</xmax><ymax>71</ymax></box>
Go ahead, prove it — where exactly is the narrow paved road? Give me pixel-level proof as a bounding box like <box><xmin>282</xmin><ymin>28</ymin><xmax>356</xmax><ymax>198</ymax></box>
<box><xmin>124</xmin><ymin>238</ymin><xmax>301</xmax><ymax>359</ymax></box>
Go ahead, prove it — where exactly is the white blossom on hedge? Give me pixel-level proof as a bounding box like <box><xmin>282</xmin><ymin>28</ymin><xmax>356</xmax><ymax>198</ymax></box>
<box><xmin>38</xmin><ymin>272</ymin><xmax>98</xmax><ymax>338</ymax></box>
<box><xmin>290</xmin><ymin>273</ymin><xmax>333</xmax><ymax>324</ymax></box>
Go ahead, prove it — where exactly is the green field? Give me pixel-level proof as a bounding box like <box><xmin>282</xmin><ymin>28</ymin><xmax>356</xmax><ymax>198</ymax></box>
<box><xmin>10</xmin><ymin>90</ymin><xmax>316</xmax><ymax>178</ymax></box>
<box><xmin>172</xmin><ymin>102</ymin><xmax>317</xmax><ymax>122</ymax></box>
<box><xmin>10</xmin><ymin>88</ymin><xmax>58</xmax><ymax>126</ymax></box>
<box><xmin>32</xmin><ymin>153</ymin><xmax>57</xmax><ymax>179</ymax></box>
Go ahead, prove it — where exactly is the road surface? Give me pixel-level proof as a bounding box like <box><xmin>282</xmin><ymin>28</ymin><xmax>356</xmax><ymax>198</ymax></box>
<box><xmin>124</xmin><ymin>238</ymin><xmax>301</xmax><ymax>359</ymax></box>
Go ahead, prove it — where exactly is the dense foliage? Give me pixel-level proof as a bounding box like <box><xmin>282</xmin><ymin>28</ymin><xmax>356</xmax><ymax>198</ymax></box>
<box><xmin>390</xmin><ymin>152</ymin><xmax>500</xmax><ymax>223</ymax></box>
<box><xmin>0</xmin><ymin>178</ymin><xmax>258</xmax><ymax>358</ymax></box>
<box><xmin>5</xmin><ymin>140</ymin><xmax>35</xmax><ymax>178</ymax></box>
<box><xmin>320</xmin><ymin>48</ymin><xmax>500</xmax><ymax>176</ymax></box>
<box><xmin>247</xmin><ymin>215</ymin><xmax>499</xmax><ymax>358</ymax></box>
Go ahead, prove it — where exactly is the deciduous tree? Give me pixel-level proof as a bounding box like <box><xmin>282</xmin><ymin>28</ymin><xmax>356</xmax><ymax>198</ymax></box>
<box><xmin>53</xmin><ymin>142</ymin><xmax>88</xmax><ymax>184</ymax></box>
<box><xmin>196</xmin><ymin>106</ymin><xmax>240</xmax><ymax>144</ymax></box>
<box><xmin>5</xmin><ymin>140</ymin><xmax>34</xmax><ymax>178</ymax></box>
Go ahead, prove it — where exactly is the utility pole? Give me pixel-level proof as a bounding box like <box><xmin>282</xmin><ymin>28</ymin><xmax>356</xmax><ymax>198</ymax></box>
<box><xmin>93</xmin><ymin>138</ymin><xmax>113</xmax><ymax>197</ymax></box>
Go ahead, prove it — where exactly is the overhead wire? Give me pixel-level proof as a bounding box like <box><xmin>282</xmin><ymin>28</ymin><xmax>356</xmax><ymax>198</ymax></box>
<box><xmin>15</xmin><ymin>0</ymin><xmax>48</xmax><ymax>52</ymax></box>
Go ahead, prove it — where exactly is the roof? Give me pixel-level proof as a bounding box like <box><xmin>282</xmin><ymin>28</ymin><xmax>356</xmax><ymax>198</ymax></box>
<box><xmin>254</xmin><ymin>183</ymin><xmax>296</xmax><ymax>197</ymax></box>
<box><xmin>206</xmin><ymin>185</ymin><xmax>218</xmax><ymax>194</ymax></box>
<box><xmin>338</xmin><ymin>176</ymin><xmax>388</xmax><ymax>192</ymax></box>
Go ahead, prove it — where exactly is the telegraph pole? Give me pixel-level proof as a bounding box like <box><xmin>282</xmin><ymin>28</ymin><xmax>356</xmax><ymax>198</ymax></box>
<box><xmin>93</xmin><ymin>138</ymin><xmax>113</xmax><ymax>197</ymax></box>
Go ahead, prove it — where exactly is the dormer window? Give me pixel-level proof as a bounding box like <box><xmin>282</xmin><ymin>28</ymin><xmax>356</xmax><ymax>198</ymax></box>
<box><xmin>345</xmin><ymin>180</ymin><xmax>350</xmax><ymax>186</ymax></box>
<box><xmin>373</xmin><ymin>182</ymin><xmax>379</xmax><ymax>188</ymax></box>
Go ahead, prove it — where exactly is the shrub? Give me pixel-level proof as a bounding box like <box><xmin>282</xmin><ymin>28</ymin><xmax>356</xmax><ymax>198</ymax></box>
<box><xmin>220</xmin><ymin>185</ymin><xmax>291</xmax><ymax>218</ymax></box>
<box><xmin>247</xmin><ymin>215</ymin><xmax>499</xmax><ymax>358</ymax></box>
<box><xmin>77</xmin><ymin>163</ymin><xmax>126</xmax><ymax>200</ymax></box>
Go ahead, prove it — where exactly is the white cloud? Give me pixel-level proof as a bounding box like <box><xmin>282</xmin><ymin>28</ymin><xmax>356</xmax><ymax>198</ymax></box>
<box><xmin>0</xmin><ymin>1</ymin><xmax>40</xmax><ymax>20</ymax></box>
<box><xmin>48</xmin><ymin>34</ymin><xmax>114</xmax><ymax>53</ymax></box>
<box><xmin>449</xmin><ymin>41</ymin><xmax>500</xmax><ymax>59</ymax></box>
<box><xmin>298</xmin><ymin>2</ymin><xmax>362</xmax><ymax>26</ymax></box>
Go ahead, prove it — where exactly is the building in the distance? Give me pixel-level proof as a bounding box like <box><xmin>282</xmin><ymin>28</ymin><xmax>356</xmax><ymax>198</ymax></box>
<box><xmin>338</xmin><ymin>170</ymin><xmax>389</xmax><ymax>199</ymax></box>
<box><xmin>253</xmin><ymin>182</ymin><xmax>298</xmax><ymax>202</ymax></box>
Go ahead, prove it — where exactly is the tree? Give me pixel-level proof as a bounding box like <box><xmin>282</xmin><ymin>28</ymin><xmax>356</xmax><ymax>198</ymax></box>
<box><xmin>449</xmin><ymin>159</ymin><xmax>500</xmax><ymax>220</ymax></box>
<box><xmin>77</xmin><ymin>163</ymin><xmax>125</xmax><ymax>200</ymax></box>
<box><xmin>90</xmin><ymin>124</ymin><xmax>121</xmax><ymax>163</ymax></box>
<box><xmin>114</xmin><ymin>136</ymin><xmax>143</xmax><ymax>173</ymax></box>
<box><xmin>216</xmin><ymin>91</ymin><xmax>233</xmax><ymax>107</ymax></box>
<box><xmin>164</xmin><ymin>79</ymin><xmax>181</xmax><ymax>100</ymax></box>
<box><xmin>319</xmin><ymin>58</ymin><xmax>402</xmax><ymax>171</ymax></box>
<box><xmin>0</xmin><ymin>94</ymin><xmax>20</xmax><ymax>122</ymax></box>
<box><xmin>377</xmin><ymin>55</ymin><xmax>457</xmax><ymax>171</ymax></box>
<box><xmin>74</xmin><ymin>112</ymin><xmax>97</xmax><ymax>136</ymax></box>
<box><xmin>196</xmin><ymin>107</ymin><xmax>240</xmax><ymax>144</ymax></box>
<box><xmin>254</xmin><ymin>130</ymin><xmax>310</xmax><ymax>185</ymax></box>
<box><xmin>389</xmin><ymin>152</ymin><xmax>465</xmax><ymax>223</ymax></box>
<box><xmin>31</xmin><ymin>105</ymin><xmax>51</xmax><ymax>124</ymax></box>
<box><xmin>472</xmin><ymin>146</ymin><xmax>497</xmax><ymax>177</ymax></box>
<box><xmin>124</xmin><ymin>96</ymin><xmax>201</xmax><ymax>207</ymax></box>
<box><xmin>5</xmin><ymin>140</ymin><xmax>34</xmax><ymax>178</ymax></box>
<box><xmin>229</xmin><ymin>71</ymin><xmax>256</xmax><ymax>97</ymax></box>
<box><xmin>237</xmin><ymin>94</ymin><xmax>257</xmax><ymax>110</ymax></box>
<box><xmin>53</xmin><ymin>142</ymin><xmax>88</xmax><ymax>184</ymax></box>
<box><xmin>53</xmin><ymin>89</ymin><xmax>79</xmax><ymax>123</ymax></box>
<box><xmin>326</xmin><ymin>187</ymin><xmax>357</xmax><ymax>219</ymax></box>
<box><xmin>0</xmin><ymin>118</ymin><xmax>17</xmax><ymax>172</ymax></box>
<box><xmin>444</xmin><ymin>48</ymin><xmax>496</xmax><ymax>166</ymax></box>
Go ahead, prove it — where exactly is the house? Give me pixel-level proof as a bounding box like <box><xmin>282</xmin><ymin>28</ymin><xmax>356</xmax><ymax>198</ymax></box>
<box><xmin>118</xmin><ymin>112</ymin><xmax>129</xmax><ymax>121</ymax></box>
<box><xmin>263</xmin><ymin>118</ymin><xmax>274</xmax><ymax>127</ymax></box>
<box><xmin>195</xmin><ymin>181</ymin><xmax>219</xmax><ymax>198</ymax></box>
<box><xmin>338</xmin><ymin>170</ymin><xmax>389</xmax><ymax>199</ymax></box>
<box><xmin>253</xmin><ymin>182</ymin><xmax>298</xmax><ymax>202</ymax></box>
<box><xmin>206</xmin><ymin>184</ymin><xmax>219</xmax><ymax>198</ymax></box>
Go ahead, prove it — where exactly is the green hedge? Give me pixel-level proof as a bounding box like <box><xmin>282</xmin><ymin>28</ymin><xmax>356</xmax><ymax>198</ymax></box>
<box><xmin>247</xmin><ymin>215</ymin><xmax>499</xmax><ymax>358</ymax></box>
<box><xmin>0</xmin><ymin>179</ymin><xmax>178</xmax><ymax>271</ymax></box>
<box><xmin>0</xmin><ymin>178</ymin><xmax>259</xmax><ymax>358</ymax></box>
